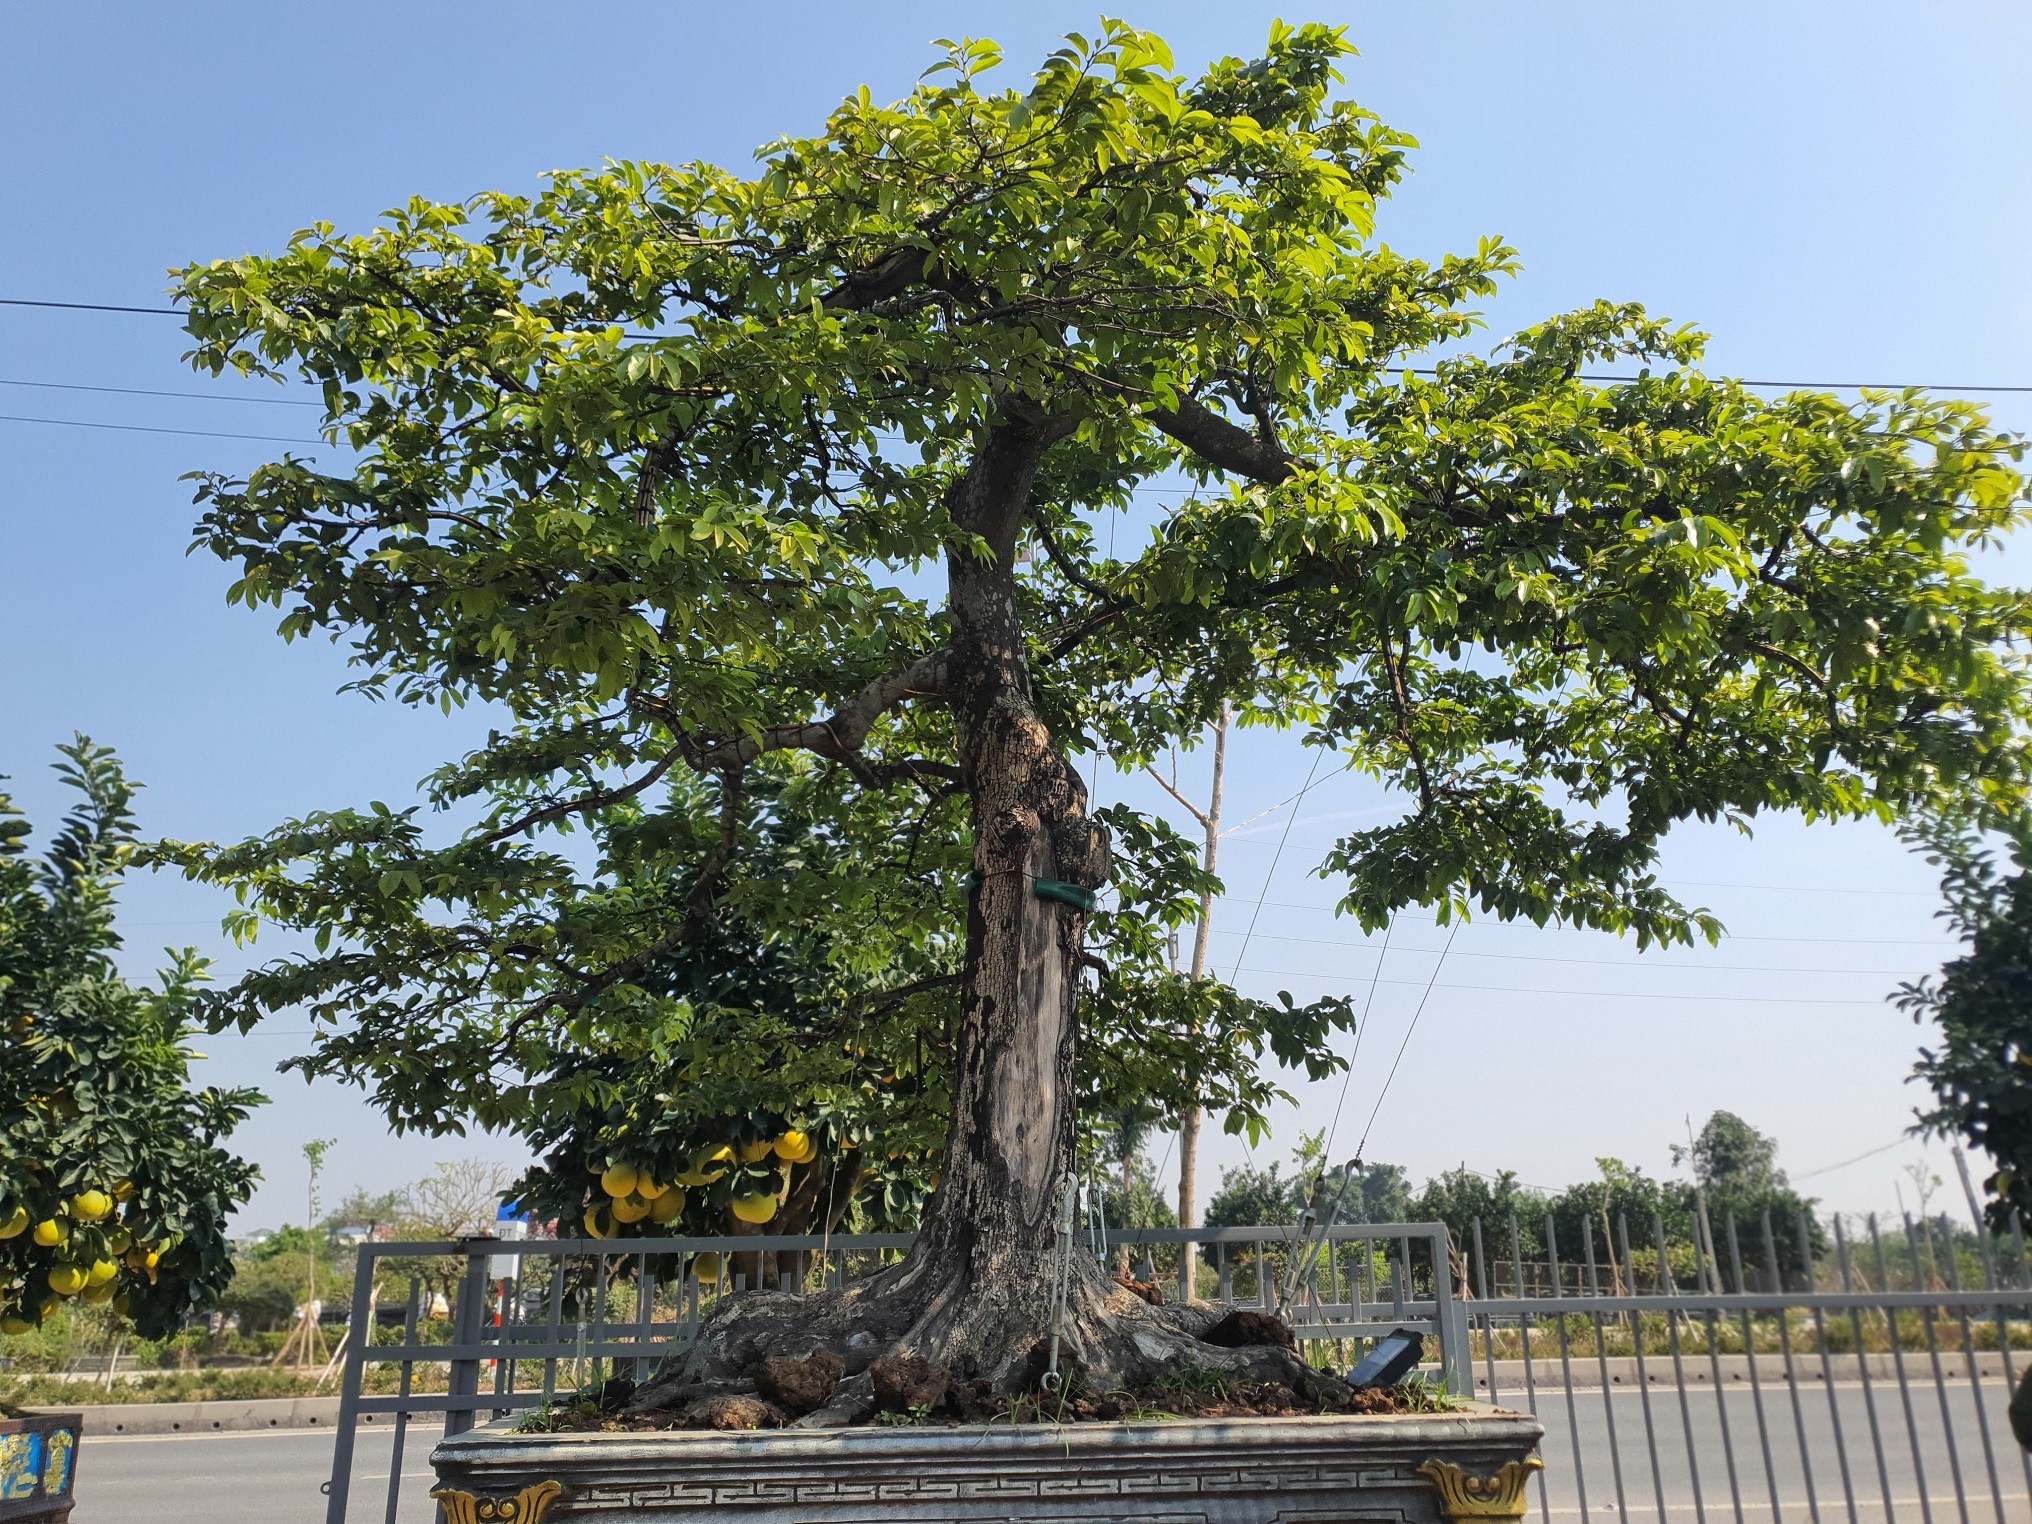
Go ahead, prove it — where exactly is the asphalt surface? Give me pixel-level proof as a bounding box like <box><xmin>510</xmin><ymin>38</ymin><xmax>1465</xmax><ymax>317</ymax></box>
<box><xmin>73</xmin><ymin>1425</ymin><xmax>438</xmax><ymax>1524</ymax></box>
<box><xmin>1509</xmin><ymin>1378</ymin><xmax>2032</xmax><ymax>1521</ymax></box>
<box><xmin>67</xmin><ymin>1382</ymin><xmax>2032</xmax><ymax>1524</ymax></box>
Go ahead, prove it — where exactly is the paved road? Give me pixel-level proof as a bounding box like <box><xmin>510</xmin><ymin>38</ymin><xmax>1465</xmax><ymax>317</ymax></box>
<box><xmin>73</xmin><ymin>1425</ymin><xmax>438</xmax><ymax>1524</ymax></box>
<box><xmin>1512</xmin><ymin>1380</ymin><xmax>2032</xmax><ymax>1522</ymax></box>
<box><xmin>68</xmin><ymin>1383</ymin><xmax>2032</xmax><ymax>1524</ymax></box>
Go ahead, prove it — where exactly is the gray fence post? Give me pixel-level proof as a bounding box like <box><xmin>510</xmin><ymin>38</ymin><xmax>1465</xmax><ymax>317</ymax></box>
<box><xmin>443</xmin><ymin>1247</ymin><xmax>490</xmax><ymax>1438</ymax></box>
<box><xmin>323</xmin><ymin>1244</ymin><xmax>379</xmax><ymax>1524</ymax></box>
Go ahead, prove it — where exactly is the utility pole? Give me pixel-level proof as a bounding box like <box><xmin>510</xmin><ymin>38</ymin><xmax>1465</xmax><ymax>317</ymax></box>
<box><xmin>1951</xmin><ymin>1143</ymin><xmax>1989</xmax><ymax>1237</ymax></box>
<box><xmin>1145</xmin><ymin>706</ymin><xmax>1226</xmax><ymax>1300</ymax></box>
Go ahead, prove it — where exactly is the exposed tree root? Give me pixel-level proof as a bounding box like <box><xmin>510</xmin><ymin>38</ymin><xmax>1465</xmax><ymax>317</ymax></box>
<box><xmin>627</xmin><ymin>1249</ymin><xmax>1346</xmax><ymax>1426</ymax></box>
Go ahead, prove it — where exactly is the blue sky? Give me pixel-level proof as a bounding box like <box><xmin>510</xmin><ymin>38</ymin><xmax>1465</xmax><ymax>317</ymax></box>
<box><xmin>2</xmin><ymin>2</ymin><xmax>2028</xmax><ymax>1229</ymax></box>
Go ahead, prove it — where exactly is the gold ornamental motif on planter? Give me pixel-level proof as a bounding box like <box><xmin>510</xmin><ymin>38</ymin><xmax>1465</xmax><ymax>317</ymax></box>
<box><xmin>38</xmin><ymin>1428</ymin><xmax>74</xmax><ymax>1497</ymax></box>
<box><xmin>0</xmin><ymin>1433</ymin><xmax>35</xmax><ymax>1500</ymax></box>
<box><xmin>429</xmin><ymin>1479</ymin><xmax>564</xmax><ymax>1524</ymax></box>
<box><xmin>1417</xmin><ymin>1456</ymin><xmax>1544</xmax><ymax>1520</ymax></box>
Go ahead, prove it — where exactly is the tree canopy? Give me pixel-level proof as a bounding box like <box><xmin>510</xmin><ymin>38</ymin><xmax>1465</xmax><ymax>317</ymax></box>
<box><xmin>0</xmin><ymin>739</ymin><xmax>262</xmax><ymax>1338</ymax></box>
<box><xmin>1902</xmin><ymin>840</ymin><xmax>2032</xmax><ymax>1228</ymax></box>
<box><xmin>157</xmin><ymin>19</ymin><xmax>2032</xmax><ymax>1281</ymax></box>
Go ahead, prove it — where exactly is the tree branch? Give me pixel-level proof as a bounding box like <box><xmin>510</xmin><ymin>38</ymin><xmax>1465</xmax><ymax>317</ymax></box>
<box><xmin>691</xmin><ymin>651</ymin><xmax>951</xmax><ymax>771</ymax></box>
<box><xmin>845</xmin><ymin>972</ymin><xmax>964</xmax><ymax>1016</ymax></box>
<box><xmin>1031</xmin><ymin>511</ymin><xmax>1121</xmax><ymax>604</ymax></box>
<box><xmin>821</xmin><ymin>247</ymin><xmax>929</xmax><ymax>312</ymax></box>
<box><xmin>1143</xmin><ymin>763</ymin><xmax>1210</xmax><ymax>828</ymax></box>
<box><xmin>468</xmin><ymin>750</ymin><xmax>682</xmax><ymax>848</ymax></box>
<box><xmin>1144</xmin><ymin>394</ymin><xmax>1296</xmax><ymax>484</ymax></box>
<box><xmin>1378</xmin><ymin>636</ymin><xmax>1435</xmax><ymax>813</ymax></box>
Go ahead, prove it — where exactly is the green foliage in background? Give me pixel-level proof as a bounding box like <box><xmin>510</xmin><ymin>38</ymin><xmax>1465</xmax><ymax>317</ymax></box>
<box><xmin>1903</xmin><ymin>839</ymin><xmax>2032</xmax><ymax>1228</ymax></box>
<box><xmin>0</xmin><ymin>739</ymin><xmax>263</xmax><ymax>1339</ymax></box>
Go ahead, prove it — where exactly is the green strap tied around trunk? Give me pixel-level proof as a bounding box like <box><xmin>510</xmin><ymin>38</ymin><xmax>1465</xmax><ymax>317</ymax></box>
<box><xmin>1030</xmin><ymin>878</ymin><xmax>1097</xmax><ymax>912</ymax></box>
<box><xmin>961</xmin><ymin>871</ymin><xmax>1097</xmax><ymax>912</ymax></box>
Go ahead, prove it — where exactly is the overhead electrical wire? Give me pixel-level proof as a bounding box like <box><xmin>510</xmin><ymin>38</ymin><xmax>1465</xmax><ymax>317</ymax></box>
<box><xmin>1319</xmin><ymin>911</ymin><xmax>1395</xmax><ymax>1165</ymax></box>
<box><xmin>1208</xmin><ymin>927</ymin><xmax>1927</xmax><ymax>977</ymax></box>
<box><xmin>1230</xmin><ymin>964</ymin><xmax>1899</xmax><ymax>1007</ymax></box>
<box><xmin>1353</xmin><ymin>917</ymin><xmax>1460</xmax><ymax>1158</ymax></box>
<box><xmin>0</xmin><ymin>413</ymin><xmax>321</xmax><ymax>446</ymax></box>
<box><xmin>0</xmin><ymin>376</ymin><xmax>319</xmax><ymax>405</ymax></box>
<box><xmin>4</xmin><ymin>295</ymin><xmax>2030</xmax><ymax>394</ymax></box>
<box><xmin>1226</xmin><ymin>748</ymin><xmax>1328</xmax><ymax>984</ymax></box>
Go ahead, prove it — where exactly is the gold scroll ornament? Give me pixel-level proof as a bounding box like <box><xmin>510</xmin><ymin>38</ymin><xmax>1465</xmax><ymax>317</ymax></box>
<box><xmin>1417</xmin><ymin>1456</ymin><xmax>1545</xmax><ymax>1521</ymax></box>
<box><xmin>429</xmin><ymin>1479</ymin><xmax>564</xmax><ymax>1524</ymax></box>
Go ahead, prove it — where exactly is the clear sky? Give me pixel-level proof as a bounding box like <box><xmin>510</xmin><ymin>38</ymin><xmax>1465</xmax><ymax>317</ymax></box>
<box><xmin>2</xmin><ymin>2</ymin><xmax>2028</xmax><ymax>1231</ymax></box>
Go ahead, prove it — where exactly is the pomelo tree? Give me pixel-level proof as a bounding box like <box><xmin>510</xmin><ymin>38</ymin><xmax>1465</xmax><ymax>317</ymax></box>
<box><xmin>165</xmin><ymin>21</ymin><xmax>2031</xmax><ymax>1394</ymax></box>
<box><xmin>1</xmin><ymin>739</ymin><xmax>261</xmax><ymax>1339</ymax></box>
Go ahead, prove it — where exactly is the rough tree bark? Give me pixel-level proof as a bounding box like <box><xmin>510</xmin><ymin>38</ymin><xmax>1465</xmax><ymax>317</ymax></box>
<box><xmin>632</xmin><ymin>418</ymin><xmax>1331</xmax><ymax>1414</ymax></box>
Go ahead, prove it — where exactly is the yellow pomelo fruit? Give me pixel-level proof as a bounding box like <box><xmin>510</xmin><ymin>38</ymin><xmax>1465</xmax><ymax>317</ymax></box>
<box><xmin>81</xmin><ymin>1283</ymin><xmax>114</xmax><ymax>1306</ymax></box>
<box><xmin>111</xmin><ymin>1291</ymin><xmax>131</xmax><ymax>1317</ymax></box>
<box><xmin>31</xmin><ymin>1220</ymin><xmax>66</xmax><ymax>1247</ymax></box>
<box><xmin>648</xmin><ymin>1189</ymin><xmax>684</xmax><ymax>1224</ymax></box>
<box><xmin>0</xmin><ymin>1315</ymin><xmax>33</xmax><ymax>1335</ymax></box>
<box><xmin>773</xmin><ymin>1130</ymin><xmax>814</xmax><ymax>1163</ymax></box>
<box><xmin>582</xmin><ymin>1206</ymin><xmax>615</xmax><ymax>1239</ymax></box>
<box><xmin>71</xmin><ymin>1190</ymin><xmax>112</xmax><ymax>1223</ymax></box>
<box><xmin>691</xmin><ymin>1252</ymin><xmax>721</xmax><ymax>1284</ymax></box>
<box><xmin>105</xmin><ymin>1226</ymin><xmax>132</xmax><ymax>1255</ymax></box>
<box><xmin>112</xmin><ymin>1180</ymin><xmax>134</xmax><ymax>1201</ymax></box>
<box><xmin>737</xmin><ymin>1138</ymin><xmax>773</xmax><ymax>1163</ymax></box>
<box><xmin>46</xmin><ymin>1264</ymin><xmax>87</xmax><ymax>1296</ymax></box>
<box><xmin>634</xmin><ymin>1175</ymin><xmax>667</xmax><ymax>1201</ymax></box>
<box><xmin>598</xmin><ymin>1163</ymin><xmax>639</xmax><ymax>1200</ymax></box>
<box><xmin>86</xmin><ymin>1259</ymin><xmax>118</xmax><ymax>1286</ymax></box>
<box><xmin>693</xmin><ymin>1145</ymin><xmax>733</xmax><ymax>1182</ymax></box>
<box><xmin>729</xmin><ymin>1192</ymin><xmax>779</xmax><ymax>1225</ymax></box>
<box><xmin>36</xmin><ymin>1297</ymin><xmax>59</xmax><ymax>1320</ymax></box>
<box><xmin>0</xmin><ymin>1206</ymin><xmax>27</xmax><ymax>1240</ymax></box>
<box><xmin>610</xmin><ymin>1195</ymin><xmax>651</xmax><ymax>1224</ymax></box>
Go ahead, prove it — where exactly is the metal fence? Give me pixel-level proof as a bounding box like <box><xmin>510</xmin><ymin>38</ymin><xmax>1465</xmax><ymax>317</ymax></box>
<box><xmin>1460</xmin><ymin>1209</ymin><xmax>2032</xmax><ymax>1524</ymax></box>
<box><xmin>321</xmin><ymin>1211</ymin><xmax>2032</xmax><ymax>1524</ymax></box>
<box><xmin>323</xmin><ymin>1220</ymin><xmax>1465</xmax><ymax>1523</ymax></box>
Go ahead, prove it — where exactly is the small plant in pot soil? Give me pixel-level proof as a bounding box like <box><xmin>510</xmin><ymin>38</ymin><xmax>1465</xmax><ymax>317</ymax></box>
<box><xmin>162</xmin><ymin>18</ymin><xmax>2032</xmax><ymax>1423</ymax></box>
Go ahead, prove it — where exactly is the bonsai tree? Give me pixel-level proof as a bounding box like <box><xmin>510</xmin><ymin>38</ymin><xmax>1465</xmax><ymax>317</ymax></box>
<box><xmin>0</xmin><ymin>739</ymin><xmax>262</xmax><ymax>1339</ymax></box>
<box><xmin>164</xmin><ymin>21</ymin><xmax>2031</xmax><ymax>1397</ymax></box>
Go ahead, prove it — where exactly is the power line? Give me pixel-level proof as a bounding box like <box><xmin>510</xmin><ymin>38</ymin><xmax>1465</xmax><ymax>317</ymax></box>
<box><xmin>1207</xmin><ymin>927</ymin><xmax>1928</xmax><ymax>977</ymax></box>
<box><xmin>1233</xmin><ymin>964</ymin><xmax>1898</xmax><ymax>1006</ymax></box>
<box><xmin>1353</xmin><ymin>917</ymin><xmax>1459</xmax><ymax>1158</ymax></box>
<box><xmin>0</xmin><ymin>298</ymin><xmax>182</xmax><ymax>315</ymax></box>
<box><xmin>1219</xmin><ymin>756</ymin><xmax>1357</xmax><ymax>838</ymax></box>
<box><xmin>6</xmin><ymin>297</ymin><xmax>2031</xmax><ymax>394</ymax></box>
<box><xmin>0</xmin><ymin>413</ymin><xmax>320</xmax><ymax>446</ymax></box>
<box><xmin>0</xmin><ymin>377</ymin><xmax>319</xmax><ymax>406</ymax></box>
<box><xmin>1239</xmin><ymin>889</ymin><xmax>1943</xmax><ymax>917</ymax></box>
<box><xmin>1227</xmin><ymin>748</ymin><xmax>1326</xmax><ymax>983</ymax></box>
<box><xmin>1793</xmin><ymin>1136</ymin><xmax>1913</xmax><ymax>1181</ymax></box>
<box><xmin>1321</xmin><ymin>910</ymin><xmax>1394</xmax><ymax>1164</ymax></box>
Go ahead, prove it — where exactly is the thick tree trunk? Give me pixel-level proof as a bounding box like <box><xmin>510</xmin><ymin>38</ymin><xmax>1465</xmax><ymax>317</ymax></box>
<box><xmin>871</xmin><ymin>415</ymin><xmax>1110</xmax><ymax>1376</ymax></box>
<box><xmin>632</xmin><ymin>428</ymin><xmax>1336</xmax><ymax>1413</ymax></box>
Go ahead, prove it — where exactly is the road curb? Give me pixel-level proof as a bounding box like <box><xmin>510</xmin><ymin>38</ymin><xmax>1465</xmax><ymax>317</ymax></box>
<box><xmin>22</xmin><ymin>1395</ymin><xmax>416</xmax><ymax>1436</ymax></box>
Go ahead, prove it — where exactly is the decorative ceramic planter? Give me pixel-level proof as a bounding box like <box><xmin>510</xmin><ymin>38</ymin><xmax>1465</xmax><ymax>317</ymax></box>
<box><xmin>0</xmin><ymin>1413</ymin><xmax>81</xmax><ymax>1523</ymax></box>
<box><xmin>431</xmin><ymin>1406</ymin><xmax>1544</xmax><ymax>1524</ymax></box>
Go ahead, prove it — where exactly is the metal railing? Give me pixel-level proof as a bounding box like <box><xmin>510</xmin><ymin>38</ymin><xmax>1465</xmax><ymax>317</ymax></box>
<box><xmin>322</xmin><ymin>1220</ymin><xmax>1466</xmax><ymax>1523</ymax></box>
<box><xmin>1461</xmin><ymin>1209</ymin><xmax>2032</xmax><ymax>1524</ymax></box>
